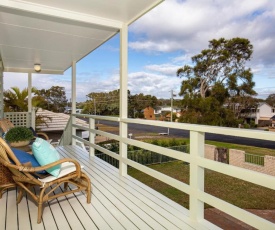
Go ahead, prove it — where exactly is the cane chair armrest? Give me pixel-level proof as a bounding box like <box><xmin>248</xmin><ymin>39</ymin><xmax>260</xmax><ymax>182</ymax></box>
<box><xmin>36</xmin><ymin>132</ymin><xmax>49</xmax><ymax>140</ymax></box>
<box><xmin>0</xmin><ymin>158</ymin><xmax>82</xmax><ymax>178</ymax></box>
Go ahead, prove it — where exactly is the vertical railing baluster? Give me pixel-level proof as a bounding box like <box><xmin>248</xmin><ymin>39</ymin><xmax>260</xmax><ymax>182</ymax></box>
<box><xmin>189</xmin><ymin>130</ymin><xmax>205</xmax><ymax>222</ymax></box>
<box><xmin>89</xmin><ymin>117</ymin><xmax>95</xmax><ymax>156</ymax></box>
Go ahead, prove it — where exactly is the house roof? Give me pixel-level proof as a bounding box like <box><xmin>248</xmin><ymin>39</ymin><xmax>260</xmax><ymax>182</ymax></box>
<box><xmin>36</xmin><ymin>109</ymin><xmax>88</xmax><ymax>131</ymax></box>
<box><xmin>0</xmin><ymin>0</ymin><xmax>163</xmax><ymax>74</ymax></box>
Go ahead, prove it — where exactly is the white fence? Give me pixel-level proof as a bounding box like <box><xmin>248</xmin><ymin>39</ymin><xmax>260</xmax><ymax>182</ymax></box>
<box><xmin>69</xmin><ymin>113</ymin><xmax>275</xmax><ymax>230</ymax></box>
<box><xmin>4</xmin><ymin>112</ymin><xmax>33</xmax><ymax>127</ymax></box>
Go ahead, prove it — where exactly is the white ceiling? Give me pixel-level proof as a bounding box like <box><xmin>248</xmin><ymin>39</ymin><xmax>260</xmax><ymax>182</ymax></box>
<box><xmin>0</xmin><ymin>0</ymin><xmax>163</xmax><ymax>74</ymax></box>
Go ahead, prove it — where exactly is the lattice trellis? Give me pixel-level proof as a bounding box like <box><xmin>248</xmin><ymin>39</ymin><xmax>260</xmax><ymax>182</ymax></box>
<box><xmin>4</xmin><ymin>112</ymin><xmax>31</xmax><ymax>128</ymax></box>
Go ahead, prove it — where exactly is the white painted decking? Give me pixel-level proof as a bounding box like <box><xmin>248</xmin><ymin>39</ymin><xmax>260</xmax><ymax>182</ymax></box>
<box><xmin>0</xmin><ymin>145</ymin><xmax>201</xmax><ymax>230</ymax></box>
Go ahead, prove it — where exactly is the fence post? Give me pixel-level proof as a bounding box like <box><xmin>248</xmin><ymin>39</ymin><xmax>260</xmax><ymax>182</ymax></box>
<box><xmin>189</xmin><ymin>130</ymin><xmax>205</xmax><ymax>222</ymax></box>
<box><xmin>31</xmin><ymin>107</ymin><xmax>36</xmax><ymax>128</ymax></box>
<box><xmin>89</xmin><ymin>117</ymin><xmax>95</xmax><ymax>156</ymax></box>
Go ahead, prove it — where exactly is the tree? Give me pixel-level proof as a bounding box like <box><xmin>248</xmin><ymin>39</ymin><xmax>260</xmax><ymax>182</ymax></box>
<box><xmin>4</xmin><ymin>87</ymin><xmax>39</xmax><ymax>112</ymax></box>
<box><xmin>177</xmin><ymin>37</ymin><xmax>256</xmax><ymax>99</ymax></box>
<box><xmin>128</xmin><ymin>93</ymin><xmax>158</xmax><ymax>118</ymax></box>
<box><xmin>266</xmin><ymin>94</ymin><xmax>275</xmax><ymax>107</ymax></box>
<box><xmin>84</xmin><ymin>89</ymin><xmax>120</xmax><ymax>115</ymax></box>
<box><xmin>177</xmin><ymin>37</ymin><xmax>256</xmax><ymax>127</ymax></box>
<box><xmin>83</xmin><ymin>90</ymin><xmax>160</xmax><ymax>117</ymax></box>
<box><xmin>37</xmin><ymin>86</ymin><xmax>68</xmax><ymax>112</ymax></box>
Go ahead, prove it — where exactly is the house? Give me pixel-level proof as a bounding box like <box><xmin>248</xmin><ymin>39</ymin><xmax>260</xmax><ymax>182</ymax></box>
<box><xmin>64</xmin><ymin>107</ymin><xmax>83</xmax><ymax>114</ymax></box>
<box><xmin>0</xmin><ymin>1</ymin><xmax>274</xmax><ymax>229</ymax></box>
<box><xmin>143</xmin><ymin>106</ymin><xmax>155</xmax><ymax>120</ymax></box>
<box><xmin>36</xmin><ymin>108</ymin><xmax>88</xmax><ymax>131</ymax></box>
<box><xmin>240</xmin><ymin>102</ymin><xmax>275</xmax><ymax>126</ymax></box>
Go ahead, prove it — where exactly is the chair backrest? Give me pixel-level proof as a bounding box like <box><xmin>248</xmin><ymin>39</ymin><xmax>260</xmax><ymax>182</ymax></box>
<box><xmin>0</xmin><ymin>137</ymin><xmax>41</xmax><ymax>185</ymax></box>
<box><xmin>0</xmin><ymin>119</ymin><xmax>14</xmax><ymax>133</ymax></box>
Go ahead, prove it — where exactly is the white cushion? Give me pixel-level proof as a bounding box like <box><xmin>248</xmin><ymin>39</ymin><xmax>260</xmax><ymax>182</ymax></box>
<box><xmin>38</xmin><ymin>162</ymin><xmax>84</xmax><ymax>184</ymax></box>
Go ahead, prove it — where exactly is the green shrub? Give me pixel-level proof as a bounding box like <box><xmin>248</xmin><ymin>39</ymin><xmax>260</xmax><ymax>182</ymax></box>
<box><xmin>5</xmin><ymin>127</ymin><xmax>33</xmax><ymax>142</ymax></box>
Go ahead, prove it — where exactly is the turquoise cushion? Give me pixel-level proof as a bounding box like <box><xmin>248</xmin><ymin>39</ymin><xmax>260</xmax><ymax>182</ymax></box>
<box><xmin>11</xmin><ymin>148</ymin><xmax>47</xmax><ymax>174</ymax></box>
<box><xmin>32</xmin><ymin>138</ymin><xmax>61</xmax><ymax>177</ymax></box>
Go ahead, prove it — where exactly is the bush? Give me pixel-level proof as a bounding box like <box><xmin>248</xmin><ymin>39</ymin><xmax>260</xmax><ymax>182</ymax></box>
<box><xmin>5</xmin><ymin>127</ymin><xmax>33</xmax><ymax>142</ymax></box>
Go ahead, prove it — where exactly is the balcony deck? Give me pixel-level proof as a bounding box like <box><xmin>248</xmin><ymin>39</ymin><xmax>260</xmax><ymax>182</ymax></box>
<box><xmin>0</xmin><ymin>145</ymin><xmax>208</xmax><ymax>230</ymax></box>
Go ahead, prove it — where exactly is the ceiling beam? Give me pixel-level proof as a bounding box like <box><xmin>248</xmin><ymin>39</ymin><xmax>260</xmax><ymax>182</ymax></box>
<box><xmin>0</xmin><ymin>0</ymin><xmax>123</xmax><ymax>29</ymax></box>
<box><xmin>127</xmin><ymin>0</ymin><xmax>164</xmax><ymax>25</ymax></box>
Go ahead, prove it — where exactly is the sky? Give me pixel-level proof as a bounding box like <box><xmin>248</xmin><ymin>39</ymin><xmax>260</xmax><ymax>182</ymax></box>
<box><xmin>3</xmin><ymin>0</ymin><xmax>275</xmax><ymax>102</ymax></box>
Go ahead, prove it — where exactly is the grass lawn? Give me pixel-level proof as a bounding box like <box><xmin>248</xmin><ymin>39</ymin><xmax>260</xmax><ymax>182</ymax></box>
<box><xmin>141</xmin><ymin>137</ymin><xmax>275</xmax><ymax>157</ymax></box>
<box><xmin>128</xmin><ymin>161</ymin><xmax>275</xmax><ymax>210</ymax></box>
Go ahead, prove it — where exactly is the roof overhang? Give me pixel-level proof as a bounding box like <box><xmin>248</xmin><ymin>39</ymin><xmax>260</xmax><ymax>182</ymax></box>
<box><xmin>0</xmin><ymin>0</ymin><xmax>163</xmax><ymax>74</ymax></box>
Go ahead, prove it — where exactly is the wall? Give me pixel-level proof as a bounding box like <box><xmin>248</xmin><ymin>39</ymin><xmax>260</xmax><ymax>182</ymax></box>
<box><xmin>229</xmin><ymin>149</ymin><xmax>275</xmax><ymax>176</ymax></box>
<box><xmin>204</xmin><ymin>145</ymin><xmax>275</xmax><ymax>176</ymax></box>
<box><xmin>204</xmin><ymin>144</ymin><xmax>216</xmax><ymax>161</ymax></box>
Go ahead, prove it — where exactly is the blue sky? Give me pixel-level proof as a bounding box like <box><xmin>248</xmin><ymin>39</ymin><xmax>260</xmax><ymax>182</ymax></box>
<box><xmin>4</xmin><ymin>0</ymin><xmax>275</xmax><ymax>102</ymax></box>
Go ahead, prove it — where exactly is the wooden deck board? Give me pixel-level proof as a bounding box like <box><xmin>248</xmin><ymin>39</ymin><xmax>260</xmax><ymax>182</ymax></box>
<box><xmin>60</xmin><ymin>146</ymin><xmax>193</xmax><ymax>225</ymax></box>
<box><xmin>17</xmin><ymin>195</ymin><xmax>32</xmax><ymax>230</ymax></box>
<box><xmin>0</xmin><ymin>191</ymin><xmax>7</xmax><ymax>230</ymax></box>
<box><xmin>0</xmin><ymin>145</ymin><xmax>200</xmax><ymax>230</ymax></box>
<box><xmin>58</xmin><ymin>146</ymin><xmax>195</xmax><ymax>230</ymax></box>
<box><xmin>58</xmin><ymin>147</ymin><xmax>178</xmax><ymax>229</ymax></box>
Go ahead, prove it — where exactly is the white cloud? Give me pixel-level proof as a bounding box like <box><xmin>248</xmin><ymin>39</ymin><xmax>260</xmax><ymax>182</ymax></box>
<box><xmin>128</xmin><ymin>71</ymin><xmax>182</xmax><ymax>98</ymax></box>
<box><xmin>129</xmin><ymin>0</ymin><xmax>275</xmax><ymax>68</ymax></box>
<box><xmin>144</xmin><ymin>64</ymin><xmax>181</xmax><ymax>76</ymax></box>
<box><xmin>255</xmin><ymin>87</ymin><xmax>275</xmax><ymax>99</ymax></box>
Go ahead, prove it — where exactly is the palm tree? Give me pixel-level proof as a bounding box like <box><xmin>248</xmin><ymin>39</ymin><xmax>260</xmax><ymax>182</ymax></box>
<box><xmin>3</xmin><ymin>86</ymin><xmax>50</xmax><ymax>128</ymax></box>
<box><xmin>4</xmin><ymin>87</ymin><xmax>39</xmax><ymax>112</ymax></box>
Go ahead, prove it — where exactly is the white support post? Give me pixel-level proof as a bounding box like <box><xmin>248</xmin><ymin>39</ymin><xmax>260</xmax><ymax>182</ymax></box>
<box><xmin>0</xmin><ymin>61</ymin><xmax>3</xmax><ymax>120</ymax></box>
<box><xmin>189</xmin><ymin>130</ymin><xmax>205</xmax><ymax>222</ymax></box>
<box><xmin>71</xmin><ymin>61</ymin><xmax>76</xmax><ymax>145</ymax></box>
<box><xmin>119</xmin><ymin>23</ymin><xmax>128</xmax><ymax>176</ymax></box>
<box><xmin>28</xmin><ymin>73</ymin><xmax>34</xmax><ymax>128</ymax></box>
<box><xmin>89</xmin><ymin>117</ymin><xmax>95</xmax><ymax>156</ymax></box>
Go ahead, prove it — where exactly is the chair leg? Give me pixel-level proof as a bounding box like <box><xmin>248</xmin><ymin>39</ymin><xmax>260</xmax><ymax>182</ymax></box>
<box><xmin>17</xmin><ymin>188</ymin><xmax>24</xmax><ymax>204</ymax></box>
<box><xmin>81</xmin><ymin>174</ymin><xmax>91</xmax><ymax>203</ymax></box>
<box><xmin>64</xmin><ymin>182</ymin><xmax>68</xmax><ymax>190</ymax></box>
<box><xmin>37</xmin><ymin>202</ymin><xmax>43</xmax><ymax>224</ymax></box>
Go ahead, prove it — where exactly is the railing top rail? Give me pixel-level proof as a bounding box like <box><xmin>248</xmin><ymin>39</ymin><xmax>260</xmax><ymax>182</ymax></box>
<box><xmin>72</xmin><ymin>114</ymin><xmax>275</xmax><ymax>141</ymax></box>
<box><xmin>72</xmin><ymin>113</ymin><xmax>119</xmax><ymax>122</ymax></box>
<box><xmin>122</xmin><ymin>118</ymin><xmax>275</xmax><ymax>141</ymax></box>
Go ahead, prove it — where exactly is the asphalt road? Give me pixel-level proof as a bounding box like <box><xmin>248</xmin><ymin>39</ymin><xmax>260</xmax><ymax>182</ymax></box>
<box><xmin>97</xmin><ymin>120</ymin><xmax>275</xmax><ymax>149</ymax></box>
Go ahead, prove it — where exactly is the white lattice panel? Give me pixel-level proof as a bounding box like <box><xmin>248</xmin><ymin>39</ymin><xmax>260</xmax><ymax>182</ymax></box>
<box><xmin>4</xmin><ymin>112</ymin><xmax>31</xmax><ymax>127</ymax></box>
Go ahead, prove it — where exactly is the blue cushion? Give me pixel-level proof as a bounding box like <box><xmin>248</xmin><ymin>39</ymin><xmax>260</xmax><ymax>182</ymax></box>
<box><xmin>32</xmin><ymin>138</ymin><xmax>61</xmax><ymax>177</ymax></box>
<box><xmin>11</xmin><ymin>148</ymin><xmax>47</xmax><ymax>174</ymax></box>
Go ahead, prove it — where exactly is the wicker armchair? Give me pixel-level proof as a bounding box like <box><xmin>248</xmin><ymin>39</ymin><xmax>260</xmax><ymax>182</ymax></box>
<box><xmin>0</xmin><ymin>118</ymin><xmax>49</xmax><ymax>140</ymax></box>
<box><xmin>0</xmin><ymin>137</ymin><xmax>91</xmax><ymax>223</ymax></box>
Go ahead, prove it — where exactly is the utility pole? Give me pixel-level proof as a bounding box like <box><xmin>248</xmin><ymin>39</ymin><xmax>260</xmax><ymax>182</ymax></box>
<box><xmin>94</xmin><ymin>98</ymin><xmax>96</xmax><ymax>115</ymax></box>
<box><xmin>171</xmin><ymin>90</ymin><xmax>173</xmax><ymax>123</ymax></box>
<box><xmin>167</xmin><ymin>90</ymin><xmax>175</xmax><ymax>135</ymax></box>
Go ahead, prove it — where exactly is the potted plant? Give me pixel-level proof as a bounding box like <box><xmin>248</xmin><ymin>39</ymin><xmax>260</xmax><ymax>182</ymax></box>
<box><xmin>5</xmin><ymin>126</ymin><xmax>34</xmax><ymax>147</ymax></box>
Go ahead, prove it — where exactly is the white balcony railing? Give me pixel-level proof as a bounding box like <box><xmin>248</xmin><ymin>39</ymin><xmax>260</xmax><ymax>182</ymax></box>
<box><xmin>70</xmin><ymin>113</ymin><xmax>275</xmax><ymax>229</ymax></box>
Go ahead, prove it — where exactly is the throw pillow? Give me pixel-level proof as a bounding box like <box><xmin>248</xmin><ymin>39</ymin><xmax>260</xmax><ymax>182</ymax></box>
<box><xmin>11</xmin><ymin>148</ymin><xmax>47</xmax><ymax>174</ymax></box>
<box><xmin>32</xmin><ymin>138</ymin><xmax>61</xmax><ymax>177</ymax></box>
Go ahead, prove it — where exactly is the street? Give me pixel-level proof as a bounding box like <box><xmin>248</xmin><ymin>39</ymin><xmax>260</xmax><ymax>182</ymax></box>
<box><xmin>98</xmin><ymin>120</ymin><xmax>275</xmax><ymax>149</ymax></box>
